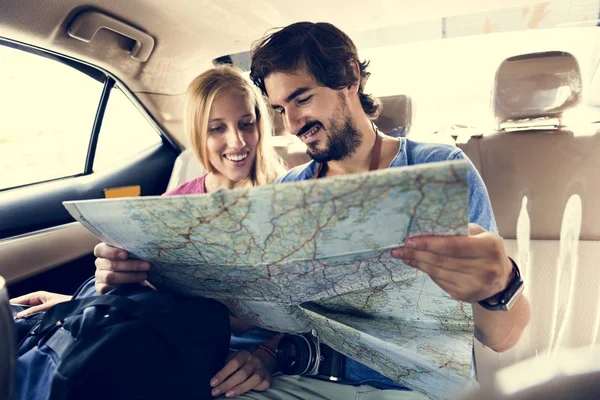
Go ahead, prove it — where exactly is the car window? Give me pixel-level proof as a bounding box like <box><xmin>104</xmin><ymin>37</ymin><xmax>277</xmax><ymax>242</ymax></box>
<box><xmin>0</xmin><ymin>44</ymin><xmax>103</xmax><ymax>191</ymax></box>
<box><xmin>363</xmin><ymin>28</ymin><xmax>600</xmax><ymax>137</ymax></box>
<box><xmin>93</xmin><ymin>86</ymin><xmax>162</xmax><ymax>172</ymax></box>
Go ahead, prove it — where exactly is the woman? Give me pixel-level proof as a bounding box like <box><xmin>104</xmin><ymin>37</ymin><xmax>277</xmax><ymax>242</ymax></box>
<box><xmin>12</xmin><ymin>65</ymin><xmax>287</xmax><ymax>398</ymax></box>
<box><xmin>166</xmin><ymin>64</ymin><xmax>285</xmax><ymax>195</ymax></box>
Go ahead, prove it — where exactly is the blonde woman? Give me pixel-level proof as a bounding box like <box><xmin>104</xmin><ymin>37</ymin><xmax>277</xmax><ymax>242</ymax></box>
<box><xmin>167</xmin><ymin>64</ymin><xmax>285</xmax><ymax>194</ymax></box>
<box><xmin>13</xmin><ymin>65</ymin><xmax>287</xmax><ymax>398</ymax></box>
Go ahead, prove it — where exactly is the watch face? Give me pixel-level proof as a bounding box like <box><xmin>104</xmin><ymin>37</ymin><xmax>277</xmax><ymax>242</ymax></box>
<box><xmin>502</xmin><ymin>279</ymin><xmax>525</xmax><ymax>311</ymax></box>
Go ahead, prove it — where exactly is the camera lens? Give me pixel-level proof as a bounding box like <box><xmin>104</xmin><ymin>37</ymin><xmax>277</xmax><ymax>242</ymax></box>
<box><xmin>276</xmin><ymin>334</ymin><xmax>317</xmax><ymax>376</ymax></box>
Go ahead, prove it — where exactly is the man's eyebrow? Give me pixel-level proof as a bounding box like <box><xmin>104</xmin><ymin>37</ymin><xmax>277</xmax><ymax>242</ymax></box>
<box><xmin>272</xmin><ymin>87</ymin><xmax>311</xmax><ymax>109</ymax></box>
<box><xmin>285</xmin><ymin>87</ymin><xmax>311</xmax><ymax>103</ymax></box>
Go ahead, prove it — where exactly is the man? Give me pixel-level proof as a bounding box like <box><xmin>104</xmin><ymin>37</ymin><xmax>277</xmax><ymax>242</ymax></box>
<box><xmin>95</xmin><ymin>22</ymin><xmax>530</xmax><ymax>399</ymax></box>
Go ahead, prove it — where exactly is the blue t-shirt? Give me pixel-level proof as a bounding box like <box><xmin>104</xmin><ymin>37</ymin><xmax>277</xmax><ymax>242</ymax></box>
<box><xmin>275</xmin><ymin>137</ymin><xmax>497</xmax><ymax>389</ymax></box>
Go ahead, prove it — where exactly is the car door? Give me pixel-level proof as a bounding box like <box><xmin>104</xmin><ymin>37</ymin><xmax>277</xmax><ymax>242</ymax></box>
<box><xmin>0</xmin><ymin>40</ymin><xmax>179</xmax><ymax>297</ymax></box>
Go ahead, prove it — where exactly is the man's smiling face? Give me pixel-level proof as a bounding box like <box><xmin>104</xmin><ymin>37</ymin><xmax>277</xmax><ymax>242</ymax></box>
<box><xmin>264</xmin><ymin>66</ymin><xmax>362</xmax><ymax>163</ymax></box>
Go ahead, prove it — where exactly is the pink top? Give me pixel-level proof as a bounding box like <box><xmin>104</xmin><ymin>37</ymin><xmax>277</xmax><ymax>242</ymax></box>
<box><xmin>162</xmin><ymin>174</ymin><xmax>207</xmax><ymax>196</ymax></box>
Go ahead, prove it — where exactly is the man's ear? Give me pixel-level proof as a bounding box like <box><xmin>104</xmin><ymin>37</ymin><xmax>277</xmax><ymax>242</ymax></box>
<box><xmin>347</xmin><ymin>60</ymin><xmax>360</xmax><ymax>95</ymax></box>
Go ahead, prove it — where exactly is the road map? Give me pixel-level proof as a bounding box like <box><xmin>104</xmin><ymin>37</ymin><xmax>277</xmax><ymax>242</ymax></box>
<box><xmin>64</xmin><ymin>160</ymin><xmax>474</xmax><ymax>399</ymax></box>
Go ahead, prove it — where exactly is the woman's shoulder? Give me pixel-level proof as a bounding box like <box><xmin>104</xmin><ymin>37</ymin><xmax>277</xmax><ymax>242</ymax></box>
<box><xmin>162</xmin><ymin>175</ymin><xmax>207</xmax><ymax>196</ymax></box>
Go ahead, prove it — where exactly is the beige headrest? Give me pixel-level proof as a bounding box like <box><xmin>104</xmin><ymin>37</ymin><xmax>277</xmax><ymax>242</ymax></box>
<box><xmin>374</xmin><ymin>95</ymin><xmax>412</xmax><ymax>136</ymax></box>
<box><xmin>494</xmin><ymin>51</ymin><xmax>582</xmax><ymax>123</ymax></box>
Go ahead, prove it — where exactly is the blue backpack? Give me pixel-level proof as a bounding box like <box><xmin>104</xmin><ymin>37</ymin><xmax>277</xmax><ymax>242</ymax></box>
<box><xmin>13</xmin><ymin>277</ymin><xmax>230</xmax><ymax>400</ymax></box>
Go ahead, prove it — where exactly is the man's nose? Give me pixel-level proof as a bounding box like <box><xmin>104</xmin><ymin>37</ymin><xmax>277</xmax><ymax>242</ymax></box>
<box><xmin>226</xmin><ymin>128</ymin><xmax>245</xmax><ymax>149</ymax></box>
<box><xmin>284</xmin><ymin>108</ymin><xmax>305</xmax><ymax>135</ymax></box>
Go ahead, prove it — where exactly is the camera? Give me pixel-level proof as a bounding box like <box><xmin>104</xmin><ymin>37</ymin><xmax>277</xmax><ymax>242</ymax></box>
<box><xmin>275</xmin><ymin>329</ymin><xmax>345</xmax><ymax>380</ymax></box>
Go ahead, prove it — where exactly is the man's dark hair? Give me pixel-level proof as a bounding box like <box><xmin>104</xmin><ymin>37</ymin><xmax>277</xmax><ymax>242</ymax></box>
<box><xmin>250</xmin><ymin>22</ymin><xmax>382</xmax><ymax>119</ymax></box>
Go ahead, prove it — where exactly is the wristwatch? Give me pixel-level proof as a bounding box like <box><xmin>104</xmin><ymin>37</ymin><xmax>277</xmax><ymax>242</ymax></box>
<box><xmin>477</xmin><ymin>257</ymin><xmax>524</xmax><ymax>311</ymax></box>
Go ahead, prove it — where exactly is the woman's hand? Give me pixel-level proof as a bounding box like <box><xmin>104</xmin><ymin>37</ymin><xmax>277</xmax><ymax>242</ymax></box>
<box><xmin>10</xmin><ymin>291</ymin><xmax>72</xmax><ymax>318</ymax></box>
<box><xmin>210</xmin><ymin>348</ymin><xmax>276</xmax><ymax>398</ymax></box>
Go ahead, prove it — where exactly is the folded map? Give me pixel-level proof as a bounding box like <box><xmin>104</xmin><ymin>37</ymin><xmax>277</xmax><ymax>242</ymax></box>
<box><xmin>64</xmin><ymin>160</ymin><xmax>473</xmax><ymax>400</ymax></box>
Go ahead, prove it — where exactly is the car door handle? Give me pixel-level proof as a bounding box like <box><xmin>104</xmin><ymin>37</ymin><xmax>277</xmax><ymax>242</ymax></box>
<box><xmin>68</xmin><ymin>10</ymin><xmax>155</xmax><ymax>62</ymax></box>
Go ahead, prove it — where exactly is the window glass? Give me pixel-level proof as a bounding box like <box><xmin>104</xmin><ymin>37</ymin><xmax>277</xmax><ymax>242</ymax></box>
<box><xmin>94</xmin><ymin>86</ymin><xmax>162</xmax><ymax>171</ymax></box>
<box><xmin>0</xmin><ymin>45</ymin><xmax>102</xmax><ymax>190</ymax></box>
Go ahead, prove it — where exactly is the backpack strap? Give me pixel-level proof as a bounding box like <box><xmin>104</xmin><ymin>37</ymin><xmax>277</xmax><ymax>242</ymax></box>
<box><xmin>39</xmin><ymin>295</ymin><xmax>144</xmax><ymax>332</ymax></box>
<box><xmin>38</xmin><ymin>294</ymin><xmax>195</xmax><ymax>355</ymax></box>
<box><xmin>70</xmin><ymin>276</ymin><xmax>96</xmax><ymax>299</ymax></box>
<box><xmin>45</xmin><ymin>327</ymin><xmax>74</xmax><ymax>358</ymax></box>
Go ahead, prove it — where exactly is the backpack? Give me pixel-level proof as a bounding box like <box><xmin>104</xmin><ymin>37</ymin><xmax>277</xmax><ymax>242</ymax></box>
<box><xmin>13</xmin><ymin>277</ymin><xmax>230</xmax><ymax>400</ymax></box>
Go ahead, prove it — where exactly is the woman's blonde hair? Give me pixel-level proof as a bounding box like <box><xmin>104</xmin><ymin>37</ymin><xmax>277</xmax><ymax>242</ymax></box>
<box><xmin>184</xmin><ymin>64</ymin><xmax>286</xmax><ymax>186</ymax></box>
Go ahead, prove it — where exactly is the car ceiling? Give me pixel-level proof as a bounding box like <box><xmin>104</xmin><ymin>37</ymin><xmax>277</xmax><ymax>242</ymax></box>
<box><xmin>0</xmin><ymin>0</ymin><xmax>544</xmax><ymax>146</ymax></box>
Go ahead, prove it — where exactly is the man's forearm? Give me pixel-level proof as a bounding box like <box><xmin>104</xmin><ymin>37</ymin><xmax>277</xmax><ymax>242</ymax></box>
<box><xmin>472</xmin><ymin>295</ymin><xmax>530</xmax><ymax>353</ymax></box>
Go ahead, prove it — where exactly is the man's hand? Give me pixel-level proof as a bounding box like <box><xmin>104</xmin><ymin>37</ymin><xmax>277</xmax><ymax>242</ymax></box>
<box><xmin>94</xmin><ymin>242</ymin><xmax>151</xmax><ymax>294</ymax></box>
<box><xmin>10</xmin><ymin>291</ymin><xmax>72</xmax><ymax>318</ymax></box>
<box><xmin>210</xmin><ymin>349</ymin><xmax>274</xmax><ymax>398</ymax></box>
<box><xmin>391</xmin><ymin>223</ymin><xmax>513</xmax><ymax>302</ymax></box>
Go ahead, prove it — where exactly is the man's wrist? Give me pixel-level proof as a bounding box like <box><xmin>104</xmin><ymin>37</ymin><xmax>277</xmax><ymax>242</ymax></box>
<box><xmin>495</xmin><ymin>258</ymin><xmax>517</xmax><ymax>299</ymax></box>
<box><xmin>485</xmin><ymin>257</ymin><xmax>516</xmax><ymax>302</ymax></box>
<box><xmin>502</xmin><ymin>256</ymin><xmax>516</xmax><ymax>291</ymax></box>
<box><xmin>478</xmin><ymin>257</ymin><xmax>524</xmax><ymax>311</ymax></box>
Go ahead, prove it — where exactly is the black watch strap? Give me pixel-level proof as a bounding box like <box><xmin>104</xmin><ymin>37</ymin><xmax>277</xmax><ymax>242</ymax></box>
<box><xmin>477</xmin><ymin>257</ymin><xmax>524</xmax><ymax>311</ymax></box>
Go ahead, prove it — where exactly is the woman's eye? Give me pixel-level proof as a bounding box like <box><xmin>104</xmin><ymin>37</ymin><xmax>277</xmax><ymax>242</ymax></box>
<box><xmin>208</xmin><ymin>125</ymin><xmax>225</xmax><ymax>133</ymax></box>
<box><xmin>240</xmin><ymin>121</ymin><xmax>256</xmax><ymax>129</ymax></box>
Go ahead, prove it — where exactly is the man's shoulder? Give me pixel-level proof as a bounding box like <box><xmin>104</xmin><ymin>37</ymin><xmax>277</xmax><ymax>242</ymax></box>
<box><xmin>275</xmin><ymin>161</ymin><xmax>318</xmax><ymax>183</ymax></box>
<box><xmin>403</xmin><ymin>138</ymin><xmax>463</xmax><ymax>166</ymax></box>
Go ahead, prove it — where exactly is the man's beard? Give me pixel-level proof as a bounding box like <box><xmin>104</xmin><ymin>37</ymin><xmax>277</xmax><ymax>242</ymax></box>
<box><xmin>305</xmin><ymin>96</ymin><xmax>362</xmax><ymax>163</ymax></box>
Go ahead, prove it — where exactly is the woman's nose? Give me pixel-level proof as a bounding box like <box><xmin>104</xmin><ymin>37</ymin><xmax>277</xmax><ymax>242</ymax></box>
<box><xmin>226</xmin><ymin>128</ymin><xmax>245</xmax><ymax>149</ymax></box>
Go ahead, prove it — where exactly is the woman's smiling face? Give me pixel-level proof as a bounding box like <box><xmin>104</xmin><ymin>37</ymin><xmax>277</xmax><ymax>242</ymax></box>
<box><xmin>205</xmin><ymin>89</ymin><xmax>259</xmax><ymax>184</ymax></box>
